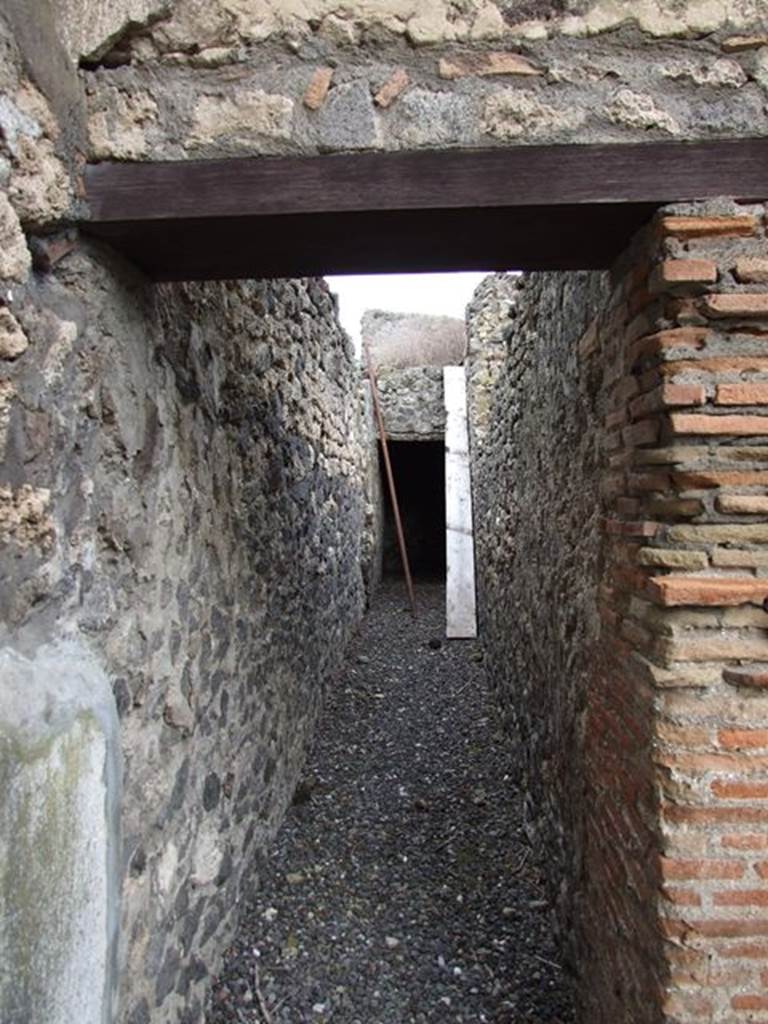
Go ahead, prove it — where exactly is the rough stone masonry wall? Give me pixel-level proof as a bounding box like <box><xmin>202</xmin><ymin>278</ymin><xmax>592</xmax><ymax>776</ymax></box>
<box><xmin>0</xmin><ymin>11</ymin><xmax>368</xmax><ymax>1024</ymax></box>
<box><xmin>375</xmin><ymin>365</ymin><xmax>446</xmax><ymax>441</ymax></box>
<box><xmin>76</xmin><ymin>1</ymin><xmax>768</xmax><ymax>162</ymax></box>
<box><xmin>470</xmin><ymin>269</ymin><xmax>612</xmax><ymax>1010</ymax></box>
<box><xmin>465</xmin><ymin>272</ymin><xmax>518</xmax><ymax>456</ymax></box>
<box><xmin>473</xmin><ymin>206</ymin><xmax>768</xmax><ymax>1023</ymax></box>
<box><xmin>3</xmin><ymin>262</ymin><xmax>368</xmax><ymax>1024</ymax></box>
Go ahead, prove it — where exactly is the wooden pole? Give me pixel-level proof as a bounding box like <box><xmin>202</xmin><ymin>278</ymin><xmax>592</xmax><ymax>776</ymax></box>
<box><xmin>364</xmin><ymin>342</ymin><xmax>417</xmax><ymax>619</ymax></box>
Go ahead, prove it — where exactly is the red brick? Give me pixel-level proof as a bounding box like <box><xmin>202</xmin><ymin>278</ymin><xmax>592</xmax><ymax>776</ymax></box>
<box><xmin>713</xmin><ymin>780</ymin><xmax>768</xmax><ymax>800</ymax></box>
<box><xmin>664</xmin><ymin>805</ymin><xmax>768</xmax><ymax>825</ymax></box>
<box><xmin>664</xmin><ymin>991</ymin><xmax>713</xmax><ymax>1016</ymax></box>
<box><xmin>722</xmin><ymin>835</ymin><xmax>768</xmax><ymax>851</ymax></box>
<box><xmin>652</xmin><ymin>258</ymin><xmax>718</xmax><ymax>289</ymax></box>
<box><xmin>374</xmin><ymin>68</ymin><xmax>409</xmax><ymax>108</ymax></box>
<box><xmin>717</xmin><ymin>383</ymin><xmax>768</xmax><ymax>405</ymax></box>
<box><xmin>661</xmin><ymin>857</ymin><xmax>745</xmax><ymax>880</ymax></box>
<box><xmin>703</xmin><ymin>294</ymin><xmax>768</xmax><ymax>319</ymax></box>
<box><xmin>659</xmin><ymin>215</ymin><xmax>759</xmax><ymax>239</ymax></box>
<box><xmin>720</xmin><ymin>729</ymin><xmax>768</xmax><ymax>750</ymax></box>
<box><xmin>661</xmin><ymin>752</ymin><xmax>768</xmax><ymax>773</ymax></box>
<box><xmin>717</xmin><ymin>890</ymin><xmax>768</xmax><ymax>907</ymax></box>
<box><xmin>303</xmin><ymin>67</ymin><xmax>334</xmax><ymax>110</ymax></box>
<box><xmin>629</xmin><ymin>382</ymin><xmax>706</xmax><ymax>419</ymax></box>
<box><xmin>660</xmin><ymin>356</ymin><xmax>768</xmax><ymax>376</ymax></box>
<box><xmin>657</xmin><ymin>723</ymin><xmax>711</xmax><ymax>747</ymax></box>
<box><xmin>669</xmin><ymin>412</ymin><xmax>768</xmax><ymax>435</ymax></box>
<box><xmin>663</xmin><ymin>382</ymin><xmax>707</xmax><ymax>406</ymax></box>
<box><xmin>675</xmin><ymin>470</ymin><xmax>768</xmax><ymax>488</ymax></box>
<box><xmin>756</xmin><ymin>862</ymin><xmax>768</xmax><ymax>879</ymax></box>
<box><xmin>662</xmin><ymin>885</ymin><xmax>702</xmax><ymax>906</ymax></box>
<box><xmin>688</xmin><ymin>918</ymin><xmax>768</xmax><ymax>938</ymax></box>
<box><xmin>647</xmin><ymin>576</ymin><xmax>768</xmax><ymax>607</ymax></box>
<box><xmin>719</xmin><ymin>941</ymin><xmax>768</xmax><ymax>957</ymax></box>
<box><xmin>733</xmin><ymin>994</ymin><xmax>768</xmax><ymax>1010</ymax></box>
<box><xmin>438</xmin><ymin>52</ymin><xmax>542</xmax><ymax>79</ymax></box>
<box><xmin>724</xmin><ymin>667</ymin><xmax>768</xmax><ymax>690</ymax></box>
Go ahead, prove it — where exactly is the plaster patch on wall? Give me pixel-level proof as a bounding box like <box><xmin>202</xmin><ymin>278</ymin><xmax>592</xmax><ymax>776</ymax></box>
<box><xmin>0</xmin><ymin>639</ymin><xmax>121</xmax><ymax>1024</ymax></box>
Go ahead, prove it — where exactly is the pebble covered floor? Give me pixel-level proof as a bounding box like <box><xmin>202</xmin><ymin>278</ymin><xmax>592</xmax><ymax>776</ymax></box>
<box><xmin>206</xmin><ymin>581</ymin><xmax>574</xmax><ymax>1024</ymax></box>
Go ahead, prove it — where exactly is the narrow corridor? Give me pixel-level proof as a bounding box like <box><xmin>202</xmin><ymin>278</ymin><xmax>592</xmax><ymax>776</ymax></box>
<box><xmin>207</xmin><ymin>583</ymin><xmax>573</xmax><ymax>1024</ymax></box>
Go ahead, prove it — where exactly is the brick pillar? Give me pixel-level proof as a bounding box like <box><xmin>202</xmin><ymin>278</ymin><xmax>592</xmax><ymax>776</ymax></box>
<box><xmin>578</xmin><ymin>202</ymin><xmax>768</xmax><ymax>1023</ymax></box>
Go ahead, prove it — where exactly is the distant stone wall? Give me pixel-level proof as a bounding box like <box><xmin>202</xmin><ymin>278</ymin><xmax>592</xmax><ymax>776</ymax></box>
<box><xmin>375</xmin><ymin>366</ymin><xmax>445</xmax><ymax>442</ymax></box>
<box><xmin>472</xmin><ymin>203</ymin><xmax>768</xmax><ymax>1024</ymax></box>
<box><xmin>465</xmin><ymin>273</ymin><xmax>518</xmax><ymax>455</ymax></box>
<box><xmin>360</xmin><ymin>382</ymin><xmax>384</xmax><ymax>601</ymax></box>
<box><xmin>363</xmin><ymin>311</ymin><xmax>466</xmax><ymax>370</ymax></box>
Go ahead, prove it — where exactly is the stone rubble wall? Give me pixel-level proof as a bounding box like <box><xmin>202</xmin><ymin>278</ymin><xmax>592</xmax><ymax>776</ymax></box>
<box><xmin>471</xmin><ymin>205</ymin><xmax>768</xmax><ymax>1023</ymax></box>
<box><xmin>375</xmin><ymin>365</ymin><xmax>446</xmax><ymax>442</ymax></box>
<box><xmin>360</xmin><ymin>381</ymin><xmax>384</xmax><ymax>601</ymax></box>
<box><xmin>469</xmin><ymin>268</ymin><xmax>612</xmax><ymax>1014</ymax></box>
<box><xmin>2</xmin><ymin>249</ymin><xmax>368</xmax><ymax>1024</ymax></box>
<box><xmin>0</xmin><ymin>11</ymin><xmax>369</xmax><ymax>1024</ymax></box>
<box><xmin>465</xmin><ymin>272</ymin><xmax>518</xmax><ymax>456</ymax></box>
<box><xmin>73</xmin><ymin>0</ymin><xmax>768</xmax><ymax>163</ymax></box>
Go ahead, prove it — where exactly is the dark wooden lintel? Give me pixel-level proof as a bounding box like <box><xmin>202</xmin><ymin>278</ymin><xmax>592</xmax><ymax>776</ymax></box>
<box><xmin>80</xmin><ymin>140</ymin><xmax>768</xmax><ymax>281</ymax></box>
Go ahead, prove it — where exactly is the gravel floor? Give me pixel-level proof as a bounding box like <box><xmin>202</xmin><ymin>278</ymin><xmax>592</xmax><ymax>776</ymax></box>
<box><xmin>206</xmin><ymin>581</ymin><xmax>574</xmax><ymax>1024</ymax></box>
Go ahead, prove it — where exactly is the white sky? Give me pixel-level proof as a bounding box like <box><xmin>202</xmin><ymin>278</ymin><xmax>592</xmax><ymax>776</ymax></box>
<box><xmin>326</xmin><ymin>272</ymin><xmax>490</xmax><ymax>352</ymax></box>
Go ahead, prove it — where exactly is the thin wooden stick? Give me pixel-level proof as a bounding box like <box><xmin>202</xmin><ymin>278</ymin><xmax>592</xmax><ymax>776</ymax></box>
<box><xmin>364</xmin><ymin>341</ymin><xmax>417</xmax><ymax>619</ymax></box>
<box><xmin>252</xmin><ymin>961</ymin><xmax>274</xmax><ymax>1024</ymax></box>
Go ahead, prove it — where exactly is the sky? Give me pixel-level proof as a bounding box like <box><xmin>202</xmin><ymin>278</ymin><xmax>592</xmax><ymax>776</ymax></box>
<box><xmin>326</xmin><ymin>272</ymin><xmax>490</xmax><ymax>352</ymax></box>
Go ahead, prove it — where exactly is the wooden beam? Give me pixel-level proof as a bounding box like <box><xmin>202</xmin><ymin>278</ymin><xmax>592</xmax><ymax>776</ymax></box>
<box><xmin>85</xmin><ymin>139</ymin><xmax>768</xmax><ymax>221</ymax></box>
<box><xmin>83</xmin><ymin>203</ymin><xmax>658</xmax><ymax>280</ymax></box>
<box><xmin>80</xmin><ymin>139</ymin><xmax>768</xmax><ymax>280</ymax></box>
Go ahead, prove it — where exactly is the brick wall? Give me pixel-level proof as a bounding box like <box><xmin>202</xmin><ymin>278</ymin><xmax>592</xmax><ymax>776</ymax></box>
<box><xmin>473</xmin><ymin>201</ymin><xmax>768</xmax><ymax>1023</ymax></box>
<box><xmin>595</xmin><ymin>203</ymin><xmax>768</xmax><ymax>1023</ymax></box>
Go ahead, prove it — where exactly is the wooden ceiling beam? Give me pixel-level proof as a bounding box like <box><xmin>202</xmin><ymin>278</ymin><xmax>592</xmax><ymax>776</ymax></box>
<box><xmin>80</xmin><ymin>139</ymin><xmax>768</xmax><ymax>280</ymax></box>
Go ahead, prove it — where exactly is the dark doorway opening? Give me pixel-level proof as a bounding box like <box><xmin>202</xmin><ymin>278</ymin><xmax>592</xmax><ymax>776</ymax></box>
<box><xmin>381</xmin><ymin>440</ymin><xmax>445</xmax><ymax>581</ymax></box>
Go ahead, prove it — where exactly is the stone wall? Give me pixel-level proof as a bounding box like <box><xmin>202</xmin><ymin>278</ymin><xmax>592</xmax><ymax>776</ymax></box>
<box><xmin>470</xmin><ymin>268</ymin><xmax>611</xmax><ymax>1010</ymax></box>
<box><xmin>375</xmin><ymin>365</ymin><xmax>445</xmax><ymax>442</ymax></box>
<box><xmin>364</xmin><ymin>311</ymin><xmax>466</xmax><ymax>370</ymax></box>
<box><xmin>360</xmin><ymin>382</ymin><xmax>383</xmax><ymax>601</ymax></box>
<box><xmin>75</xmin><ymin>0</ymin><xmax>768</xmax><ymax>163</ymax></box>
<box><xmin>0</xmin><ymin>11</ymin><xmax>369</xmax><ymax>1022</ymax></box>
<box><xmin>465</xmin><ymin>273</ymin><xmax>518</xmax><ymax>455</ymax></box>
<box><xmin>2</xmin><ymin>243</ymin><xmax>368</xmax><ymax>1024</ymax></box>
<box><xmin>472</xmin><ymin>205</ymin><xmax>768</xmax><ymax>1023</ymax></box>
